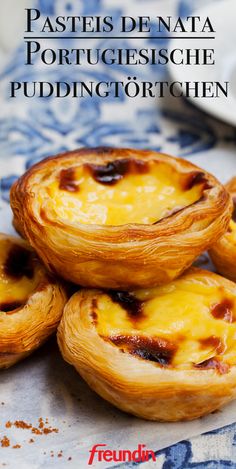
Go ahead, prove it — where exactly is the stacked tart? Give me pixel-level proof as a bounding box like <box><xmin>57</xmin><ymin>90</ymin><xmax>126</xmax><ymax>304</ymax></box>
<box><xmin>0</xmin><ymin>233</ymin><xmax>66</xmax><ymax>368</ymax></box>
<box><xmin>10</xmin><ymin>148</ymin><xmax>231</xmax><ymax>288</ymax></box>
<box><xmin>9</xmin><ymin>147</ymin><xmax>236</xmax><ymax>421</ymax></box>
<box><xmin>209</xmin><ymin>177</ymin><xmax>236</xmax><ymax>282</ymax></box>
<box><xmin>58</xmin><ymin>269</ymin><xmax>236</xmax><ymax>421</ymax></box>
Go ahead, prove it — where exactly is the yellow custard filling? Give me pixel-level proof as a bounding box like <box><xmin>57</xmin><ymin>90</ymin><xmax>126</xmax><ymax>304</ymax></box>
<box><xmin>93</xmin><ymin>271</ymin><xmax>236</xmax><ymax>371</ymax></box>
<box><xmin>227</xmin><ymin>220</ymin><xmax>236</xmax><ymax>244</ymax></box>
<box><xmin>0</xmin><ymin>238</ymin><xmax>45</xmax><ymax>312</ymax></box>
<box><xmin>43</xmin><ymin>160</ymin><xmax>206</xmax><ymax>226</ymax></box>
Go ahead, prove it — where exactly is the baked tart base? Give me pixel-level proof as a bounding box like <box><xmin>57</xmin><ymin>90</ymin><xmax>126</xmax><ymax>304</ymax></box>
<box><xmin>210</xmin><ymin>177</ymin><xmax>236</xmax><ymax>282</ymax></box>
<box><xmin>10</xmin><ymin>147</ymin><xmax>232</xmax><ymax>289</ymax></box>
<box><xmin>58</xmin><ymin>268</ymin><xmax>236</xmax><ymax>421</ymax></box>
<box><xmin>0</xmin><ymin>233</ymin><xmax>67</xmax><ymax>368</ymax></box>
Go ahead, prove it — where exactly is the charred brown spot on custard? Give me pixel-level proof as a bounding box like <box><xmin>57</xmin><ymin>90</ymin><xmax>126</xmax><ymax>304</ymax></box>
<box><xmin>182</xmin><ymin>171</ymin><xmax>212</xmax><ymax>191</ymax></box>
<box><xmin>199</xmin><ymin>336</ymin><xmax>225</xmax><ymax>355</ymax></box>
<box><xmin>4</xmin><ymin>245</ymin><xmax>35</xmax><ymax>280</ymax></box>
<box><xmin>108</xmin><ymin>291</ymin><xmax>144</xmax><ymax>322</ymax></box>
<box><xmin>91</xmin><ymin>311</ymin><xmax>98</xmax><ymax>325</ymax></box>
<box><xmin>85</xmin><ymin>159</ymin><xmax>149</xmax><ymax>186</ymax></box>
<box><xmin>91</xmin><ymin>299</ymin><xmax>98</xmax><ymax>325</ymax></box>
<box><xmin>194</xmin><ymin>358</ymin><xmax>229</xmax><ymax>375</ymax></box>
<box><xmin>59</xmin><ymin>167</ymin><xmax>79</xmax><ymax>192</ymax></box>
<box><xmin>0</xmin><ymin>301</ymin><xmax>25</xmax><ymax>313</ymax></box>
<box><xmin>107</xmin><ymin>335</ymin><xmax>176</xmax><ymax>366</ymax></box>
<box><xmin>211</xmin><ymin>299</ymin><xmax>234</xmax><ymax>323</ymax></box>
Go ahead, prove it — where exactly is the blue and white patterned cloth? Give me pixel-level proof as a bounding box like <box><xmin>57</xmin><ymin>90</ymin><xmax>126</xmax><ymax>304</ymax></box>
<box><xmin>0</xmin><ymin>0</ymin><xmax>236</xmax><ymax>467</ymax></box>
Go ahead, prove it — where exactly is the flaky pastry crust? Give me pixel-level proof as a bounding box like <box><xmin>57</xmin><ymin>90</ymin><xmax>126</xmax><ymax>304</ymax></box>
<box><xmin>0</xmin><ymin>233</ymin><xmax>67</xmax><ymax>368</ymax></box>
<box><xmin>11</xmin><ymin>147</ymin><xmax>232</xmax><ymax>289</ymax></box>
<box><xmin>57</xmin><ymin>268</ymin><xmax>236</xmax><ymax>421</ymax></box>
<box><xmin>210</xmin><ymin>178</ymin><xmax>236</xmax><ymax>281</ymax></box>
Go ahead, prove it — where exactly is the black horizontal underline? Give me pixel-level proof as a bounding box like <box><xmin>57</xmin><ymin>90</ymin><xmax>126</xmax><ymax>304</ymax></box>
<box><xmin>24</xmin><ymin>36</ymin><xmax>215</xmax><ymax>40</ymax></box>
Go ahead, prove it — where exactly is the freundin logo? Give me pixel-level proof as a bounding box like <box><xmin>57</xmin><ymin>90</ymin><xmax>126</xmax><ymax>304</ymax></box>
<box><xmin>88</xmin><ymin>444</ymin><xmax>156</xmax><ymax>465</ymax></box>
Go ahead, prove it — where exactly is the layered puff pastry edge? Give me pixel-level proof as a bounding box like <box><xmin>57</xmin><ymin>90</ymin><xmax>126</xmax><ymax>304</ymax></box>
<box><xmin>210</xmin><ymin>177</ymin><xmax>236</xmax><ymax>282</ymax></box>
<box><xmin>0</xmin><ymin>233</ymin><xmax>67</xmax><ymax>368</ymax></box>
<box><xmin>11</xmin><ymin>147</ymin><xmax>232</xmax><ymax>289</ymax></box>
<box><xmin>58</xmin><ymin>268</ymin><xmax>236</xmax><ymax>421</ymax></box>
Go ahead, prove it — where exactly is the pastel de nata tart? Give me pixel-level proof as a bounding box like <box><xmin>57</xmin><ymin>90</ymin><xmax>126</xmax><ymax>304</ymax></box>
<box><xmin>210</xmin><ymin>177</ymin><xmax>236</xmax><ymax>282</ymax></box>
<box><xmin>58</xmin><ymin>268</ymin><xmax>236</xmax><ymax>421</ymax></box>
<box><xmin>11</xmin><ymin>147</ymin><xmax>232</xmax><ymax>289</ymax></box>
<box><xmin>0</xmin><ymin>233</ymin><xmax>67</xmax><ymax>368</ymax></box>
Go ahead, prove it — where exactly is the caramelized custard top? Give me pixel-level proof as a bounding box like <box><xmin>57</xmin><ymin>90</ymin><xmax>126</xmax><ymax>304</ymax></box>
<box><xmin>0</xmin><ymin>238</ymin><xmax>45</xmax><ymax>313</ymax></box>
<box><xmin>92</xmin><ymin>271</ymin><xmax>236</xmax><ymax>373</ymax></box>
<box><xmin>42</xmin><ymin>159</ymin><xmax>208</xmax><ymax>226</ymax></box>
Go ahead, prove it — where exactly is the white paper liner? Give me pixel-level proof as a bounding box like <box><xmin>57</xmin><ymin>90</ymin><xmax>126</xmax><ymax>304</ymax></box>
<box><xmin>0</xmin><ymin>337</ymin><xmax>236</xmax><ymax>469</ymax></box>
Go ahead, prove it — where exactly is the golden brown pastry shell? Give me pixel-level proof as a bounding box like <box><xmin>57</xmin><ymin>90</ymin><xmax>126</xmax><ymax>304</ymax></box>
<box><xmin>57</xmin><ymin>268</ymin><xmax>236</xmax><ymax>422</ymax></box>
<box><xmin>0</xmin><ymin>234</ymin><xmax>67</xmax><ymax>368</ymax></box>
<box><xmin>210</xmin><ymin>177</ymin><xmax>236</xmax><ymax>281</ymax></box>
<box><xmin>11</xmin><ymin>147</ymin><xmax>232</xmax><ymax>289</ymax></box>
